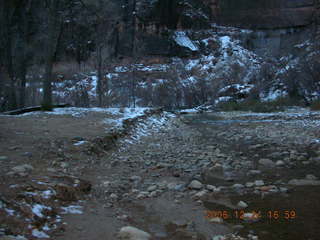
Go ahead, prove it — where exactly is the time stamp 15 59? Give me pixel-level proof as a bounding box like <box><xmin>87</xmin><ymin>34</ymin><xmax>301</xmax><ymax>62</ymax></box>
<box><xmin>204</xmin><ymin>210</ymin><xmax>297</xmax><ymax>220</ymax></box>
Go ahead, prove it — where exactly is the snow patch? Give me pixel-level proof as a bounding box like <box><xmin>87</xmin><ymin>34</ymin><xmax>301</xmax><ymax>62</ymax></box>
<box><xmin>61</xmin><ymin>205</ymin><xmax>83</xmax><ymax>214</ymax></box>
<box><xmin>32</xmin><ymin>204</ymin><xmax>51</xmax><ymax>218</ymax></box>
<box><xmin>32</xmin><ymin>229</ymin><xmax>49</xmax><ymax>238</ymax></box>
<box><xmin>174</xmin><ymin>31</ymin><xmax>199</xmax><ymax>51</ymax></box>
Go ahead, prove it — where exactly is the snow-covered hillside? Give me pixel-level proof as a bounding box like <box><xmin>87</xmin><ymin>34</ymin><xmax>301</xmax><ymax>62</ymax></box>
<box><xmin>49</xmin><ymin>25</ymin><xmax>320</xmax><ymax>108</ymax></box>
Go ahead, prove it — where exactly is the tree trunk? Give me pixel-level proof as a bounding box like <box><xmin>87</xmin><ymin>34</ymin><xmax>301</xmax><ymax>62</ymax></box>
<box><xmin>131</xmin><ymin>0</ymin><xmax>137</xmax><ymax>108</ymax></box>
<box><xmin>17</xmin><ymin>1</ymin><xmax>32</xmax><ymax>108</ymax></box>
<box><xmin>1</xmin><ymin>1</ymin><xmax>17</xmax><ymax>110</ymax></box>
<box><xmin>97</xmin><ymin>45</ymin><xmax>103</xmax><ymax>107</ymax></box>
<box><xmin>42</xmin><ymin>0</ymin><xmax>60</xmax><ymax>110</ymax></box>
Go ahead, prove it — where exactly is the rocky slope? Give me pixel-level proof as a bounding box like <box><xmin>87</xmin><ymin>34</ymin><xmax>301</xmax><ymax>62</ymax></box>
<box><xmin>49</xmin><ymin>0</ymin><xmax>320</xmax><ymax>108</ymax></box>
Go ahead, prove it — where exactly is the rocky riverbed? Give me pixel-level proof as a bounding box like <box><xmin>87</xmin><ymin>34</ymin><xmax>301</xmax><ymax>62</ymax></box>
<box><xmin>1</xmin><ymin>108</ymin><xmax>320</xmax><ymax>240</ymax></box>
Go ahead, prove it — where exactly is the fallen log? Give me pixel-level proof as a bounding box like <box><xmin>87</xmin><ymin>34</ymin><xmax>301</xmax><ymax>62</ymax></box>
<box><xmin>2</xmin><ymin>103</ymin><xmax>71</xmax><ymax>115</ymax></box>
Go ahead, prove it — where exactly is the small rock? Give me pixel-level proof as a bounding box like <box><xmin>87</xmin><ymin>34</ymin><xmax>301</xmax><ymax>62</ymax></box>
<box><xmin>288</xmin><ymin>179</ymin><xmax>320</xmax><ymax>186</ymax></box>
<box><xmin>276</xmin><ymin>160</ymin><xmax>285</xmax><ymax>166</ymax></box>
<box><xmin>232</xmin><ymin>184</ymin><xmax>244</xmax><ymax>189</ymax></box>
<box><xmin>212</xmin><ymin>235</ymin><xmax>226</xmax><ymax>240</ymax></box>
<box><xmin>130</xmin><ymin>176</ymin><xmax>142</xmax><ymax>182</ymax></box>
<box><xmin>47</xmin><ymin>167</ymin><xmax>56</xmax><ymax>173</ymax></box>
<box><xmin>167</xmin><ymin>183</ymin><xmax>177</xmax><ymax>190</ymax></box>
<box><xmin>12</xmin><ymin>164</ymin><xmax>33</xmax><ymax>173</ymax></box>
<box><xmin>254</xmin><ymin>180</ymin><xmax>265</xmax><ymax>186</ymax></box>
<box><xmin>21</xmin><ymin>152</ymin><xmax>32</xmax><ymax>157</ymax></box>
<box><xmin>149</xmin><ymin>191</ymin><xmax>158</xmax><ymax>198</ymax></box>
<box><xmin>245</xmin><ymin>182</ymin><xmax>254</xmax><ymax>188</ymax></box>
<box><xmin>209</xmin><ymin>217</ymin><xmax>224</xmax><ymax>223</ymax></box>
<box><xmin>0</xmin><ymin>236</ymin><xmax>28</xmax><ymax>240</ymax></box>
<box><xmin>306</xmin><ymin>174</ymin><xmax>318</xmax><ymax>180</ymax></box>
<box><xmin>243</xmin><ymin>212</ymin><xmax>259</xmax><ymax>222</ymax></box>
<box><xmin>259</xmin><ymin>186</ymin><xmax>276</xmax><ymax>192</ymax></box>
<box><xmin>117</xmin><ymin>215</ymin><xmax>129</xmax><ymax>221</ymax></box>
<box><xmin>0</xmin><ymin>156</ymin><xmax>8</xmax><ymax>161</ymax></box>
<box><xmin>206</xmin><ymin>185</ymin><xmax>216</xmax><ymax>191</ymax></box>
<box><xmin>60</xmin><ymin>162</ymin><xmax>69</xmax><ymax>168</ymax></box>
<box><xmin>110</xmin><ymin>193</ymin><xmax>118</xmax><ymax>200</ymax></box>
<box><xmin>259</xmin><ymin>159</ymin><xmax>275</xmax><ymax>167</ymax></box>
<box><xmin>137</xmin><ymin>192</ymin><xmax>148</xmax><ymax>199</ymax></box>
<box><xmin>118</xmin><ymin>226</ymin><xmax>151</xmax><ymax>240</ymax></box>
<box><xmin>248</xmin><ymin>170</ymin><xmax>261</xmax><ymax>176</ymax></box>
<box><xmin>147</xmin><ymin>185</ymin><xmax>157</xmax><ymax>192</ymax></box>
<box><xmin>193</xmin><ymin>190</ymin><xmax>207</xmax><ymax>200</ymax></box>
<box><xmin>232</xmin><ymin>225</ymin><xmax>244</xmax><ymax>231</ymax></box>
<box><xmin>237</xmin><ymin>201</ymin><xmax>248</xmax><ymax>209</ymax></box>
<box><xmin>279</xmin><ymin>187</ymin><xmax>288</xmax><ymax>193</ymax></box>
<box><xmin>188</xmin><ymin>180</ymin><xmax>203</xmax><ymax>190</ymax></box>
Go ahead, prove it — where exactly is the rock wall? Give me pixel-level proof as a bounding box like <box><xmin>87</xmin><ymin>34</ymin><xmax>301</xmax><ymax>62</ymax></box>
<box><xmin>211</xmin><ymin>0</ymin><xmax>318</xmax><ymax>29</ymax></box>
<box><xmin>118</xmin><ymin>0</ymin><xmax>320</xmax><ymax>57</ymax></box>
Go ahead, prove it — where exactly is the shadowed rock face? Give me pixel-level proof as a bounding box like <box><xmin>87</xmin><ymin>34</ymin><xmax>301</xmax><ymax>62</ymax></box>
<box><xmin>210</xmin><ymin>0</ymin><xmax>318</xmax><ymax>29</ymax></box>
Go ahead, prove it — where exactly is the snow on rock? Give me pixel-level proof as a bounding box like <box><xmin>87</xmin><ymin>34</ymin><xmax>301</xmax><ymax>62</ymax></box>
<box><xmin>61</xmin><ymin>205</ymin><xmax>83</xmax><ymax>214</ymax></box>
<box><xmin>103</xmin><ymin>107</ymin><xmax>150</xmax><ymax>128</ymax></box>
<box><xmin>119</xmin><ymin>112</ymin><xmax>175</xmax><ymax>148</ymax></box>
<box><xmin>118</xmin><ymin>226</ymin><xmax>151</xmax><ymax>240</ymax></box>
<box><xmin>174</xmin><ymin>31</ymin><xmax>199</xmax><ymax>51</ymax></box>
<box><xmin>32</xmin><ymin>229</ymin><xmax>50</xmax><ymax>239</ymax></box>
<box><xmin>220</xmin><ymin>36</ymin><xmax>231</xmax><ymax>49</ymax></box>
<box><xmin>32</xmin><ymin>204</ymin><xmax>51</xmax><ymax>218</ymax></box>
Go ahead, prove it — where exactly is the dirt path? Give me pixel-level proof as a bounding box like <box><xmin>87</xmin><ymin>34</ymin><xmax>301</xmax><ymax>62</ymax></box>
<box><xmin>1</xmin><ymin>108</ymin><xmax>320</xmax><ymax>240</ymax></box>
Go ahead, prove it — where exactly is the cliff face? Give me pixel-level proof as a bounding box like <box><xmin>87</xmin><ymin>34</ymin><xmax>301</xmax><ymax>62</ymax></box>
<box><xmin>130</xmin><ymin>0</ymin><xmax>319</xmax><ymax>57</ymax></box>
<box><xmin>135</xmin><ymin>0</ymin><xmax>319</xmax><ymax>31</ymax></box>
<box><xmin>211</xmin><ymin>0</ymin><xmax>318</xmax><ymax>29</ymax></box>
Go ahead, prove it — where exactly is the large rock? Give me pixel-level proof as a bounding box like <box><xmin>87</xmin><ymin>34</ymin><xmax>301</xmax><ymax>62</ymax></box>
<box><xmin>118</xmin><ymin>226</ymin><xmax>151</xmax><ymax>240</ymax></box>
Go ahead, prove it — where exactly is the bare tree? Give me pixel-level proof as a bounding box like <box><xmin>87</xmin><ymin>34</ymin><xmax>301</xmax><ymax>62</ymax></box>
<box><xmin>0</xmin><ymin>0</ymin><xmax>18</xmax><ymax>110</ymax></box>
<box><xmin>42</xmin><ymin>0</ymin><xmax>62</xmax><ymax>110</ymax></box>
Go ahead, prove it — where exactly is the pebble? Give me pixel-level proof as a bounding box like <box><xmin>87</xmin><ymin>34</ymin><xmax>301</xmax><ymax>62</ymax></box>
<box><xmin>254</xmin><ymin>180</ymin><xmax>265</xmax><ymax>186</ymax></box>
<box><xmin>0</xmin><ymin>156</ymin><xmax>8</xmax><ymax>161</ymax></box>
<box><xmin>12</xmin><ymin>164</ymin><xmax>34</xmax><ymax>173</ymax></box>
<box><xmin>288</xmin><ymin>179</ymin><xmax>320</xmax><ymax>186</ymax></box>
<box><xmin>237</xmin><ymin>201</ymin><xmax>248</xmax><ymax>209</ymax></box>
<box><xmin>206</xmin><ymin>185</ymin><xmax>216</xmax><ymax>191</ymax></box>
<box><xmin>276</xmin><ymin>160</ymin><xmax>285</xmax><ymax>166</ymax></box>
<box><xmin>245</xmin><ymin>182</ymin><xmax>254</xmax><ymax>188</ymax></box>
<box><xmin>232</xmin><ymin>184</ymin><xmax>244</xmax><ymax>189</ymax></box>
<box><xmin>259</xmin><ymin>158</ymin><xmax>275</xmax><ymax>167</ymax></box>
<box><xmin>147</xmin><ymin>185</ymin><xmax>157</xmax><ymax>192</ymax></box>
<box><xmin>193</xmin><ymin>190</ymin><xmax>207</xmax><ymax>200</ymax></box>
<box><xmin>306</xmin><ymin>174</ymin><xmax>318</xmax><ymax>180</ymax></box>
<box><xmin>130</xmin><ymin>176</ymin><xmax>142</xmax><ymax>182</ymax></box>
<box><xmin>110</xmin><ymin>193</ymin><xmax>118</xmax><ymax>200</ymax></box>
<box><xmin>209</xmin><ymin>217</ymin><xmax>223</xmax><ymax>223</ymax></box>
<box><xmin>188</xmin><ymin>180</ymin><xmax>203</xmax><ymax>190</ymax></box>
<box><xmin>248</xmin><ymin>170</ymin><xmax>261</xmax><ymax>176</ymax></box>
<box><xmin>279</xmin><ymin>187</ymin><xmax>288</xmax><ymax>193</ymax></box>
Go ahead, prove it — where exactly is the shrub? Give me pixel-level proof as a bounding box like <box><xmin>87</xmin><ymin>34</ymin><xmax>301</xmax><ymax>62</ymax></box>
<box><xmin>216</xmin><ymin>98</ymin><xmax>297</xmax><ymax>113</ymax></box>
<box><xmin>310</xmin><ymin>100</ymin><xmax>320</xmax><ymax>111</ymax></box>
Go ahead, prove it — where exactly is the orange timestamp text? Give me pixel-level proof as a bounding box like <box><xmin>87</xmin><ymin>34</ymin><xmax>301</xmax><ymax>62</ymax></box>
<box><xmin>204</xmin><ymin>210</ymin><xmax>297</xmax><ymax>220</ymax></box>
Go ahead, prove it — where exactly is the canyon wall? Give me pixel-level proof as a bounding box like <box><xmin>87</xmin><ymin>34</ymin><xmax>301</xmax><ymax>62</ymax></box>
<box><xmin>211</xmin><ymin>0</ymin><xmax>318</xmax><ymax>29</ymax></box>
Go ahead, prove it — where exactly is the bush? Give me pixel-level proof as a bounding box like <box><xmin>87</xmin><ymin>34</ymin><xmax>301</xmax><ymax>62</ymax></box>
<box><xmin>216</xmin><ymin>97</ymin><xmax>303</xmax><ymax>113</ymax></box>
<box><xmin>310</xmin><ymin>100</ymin><xmax>320</xmax><ymax>111</ymax></box>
